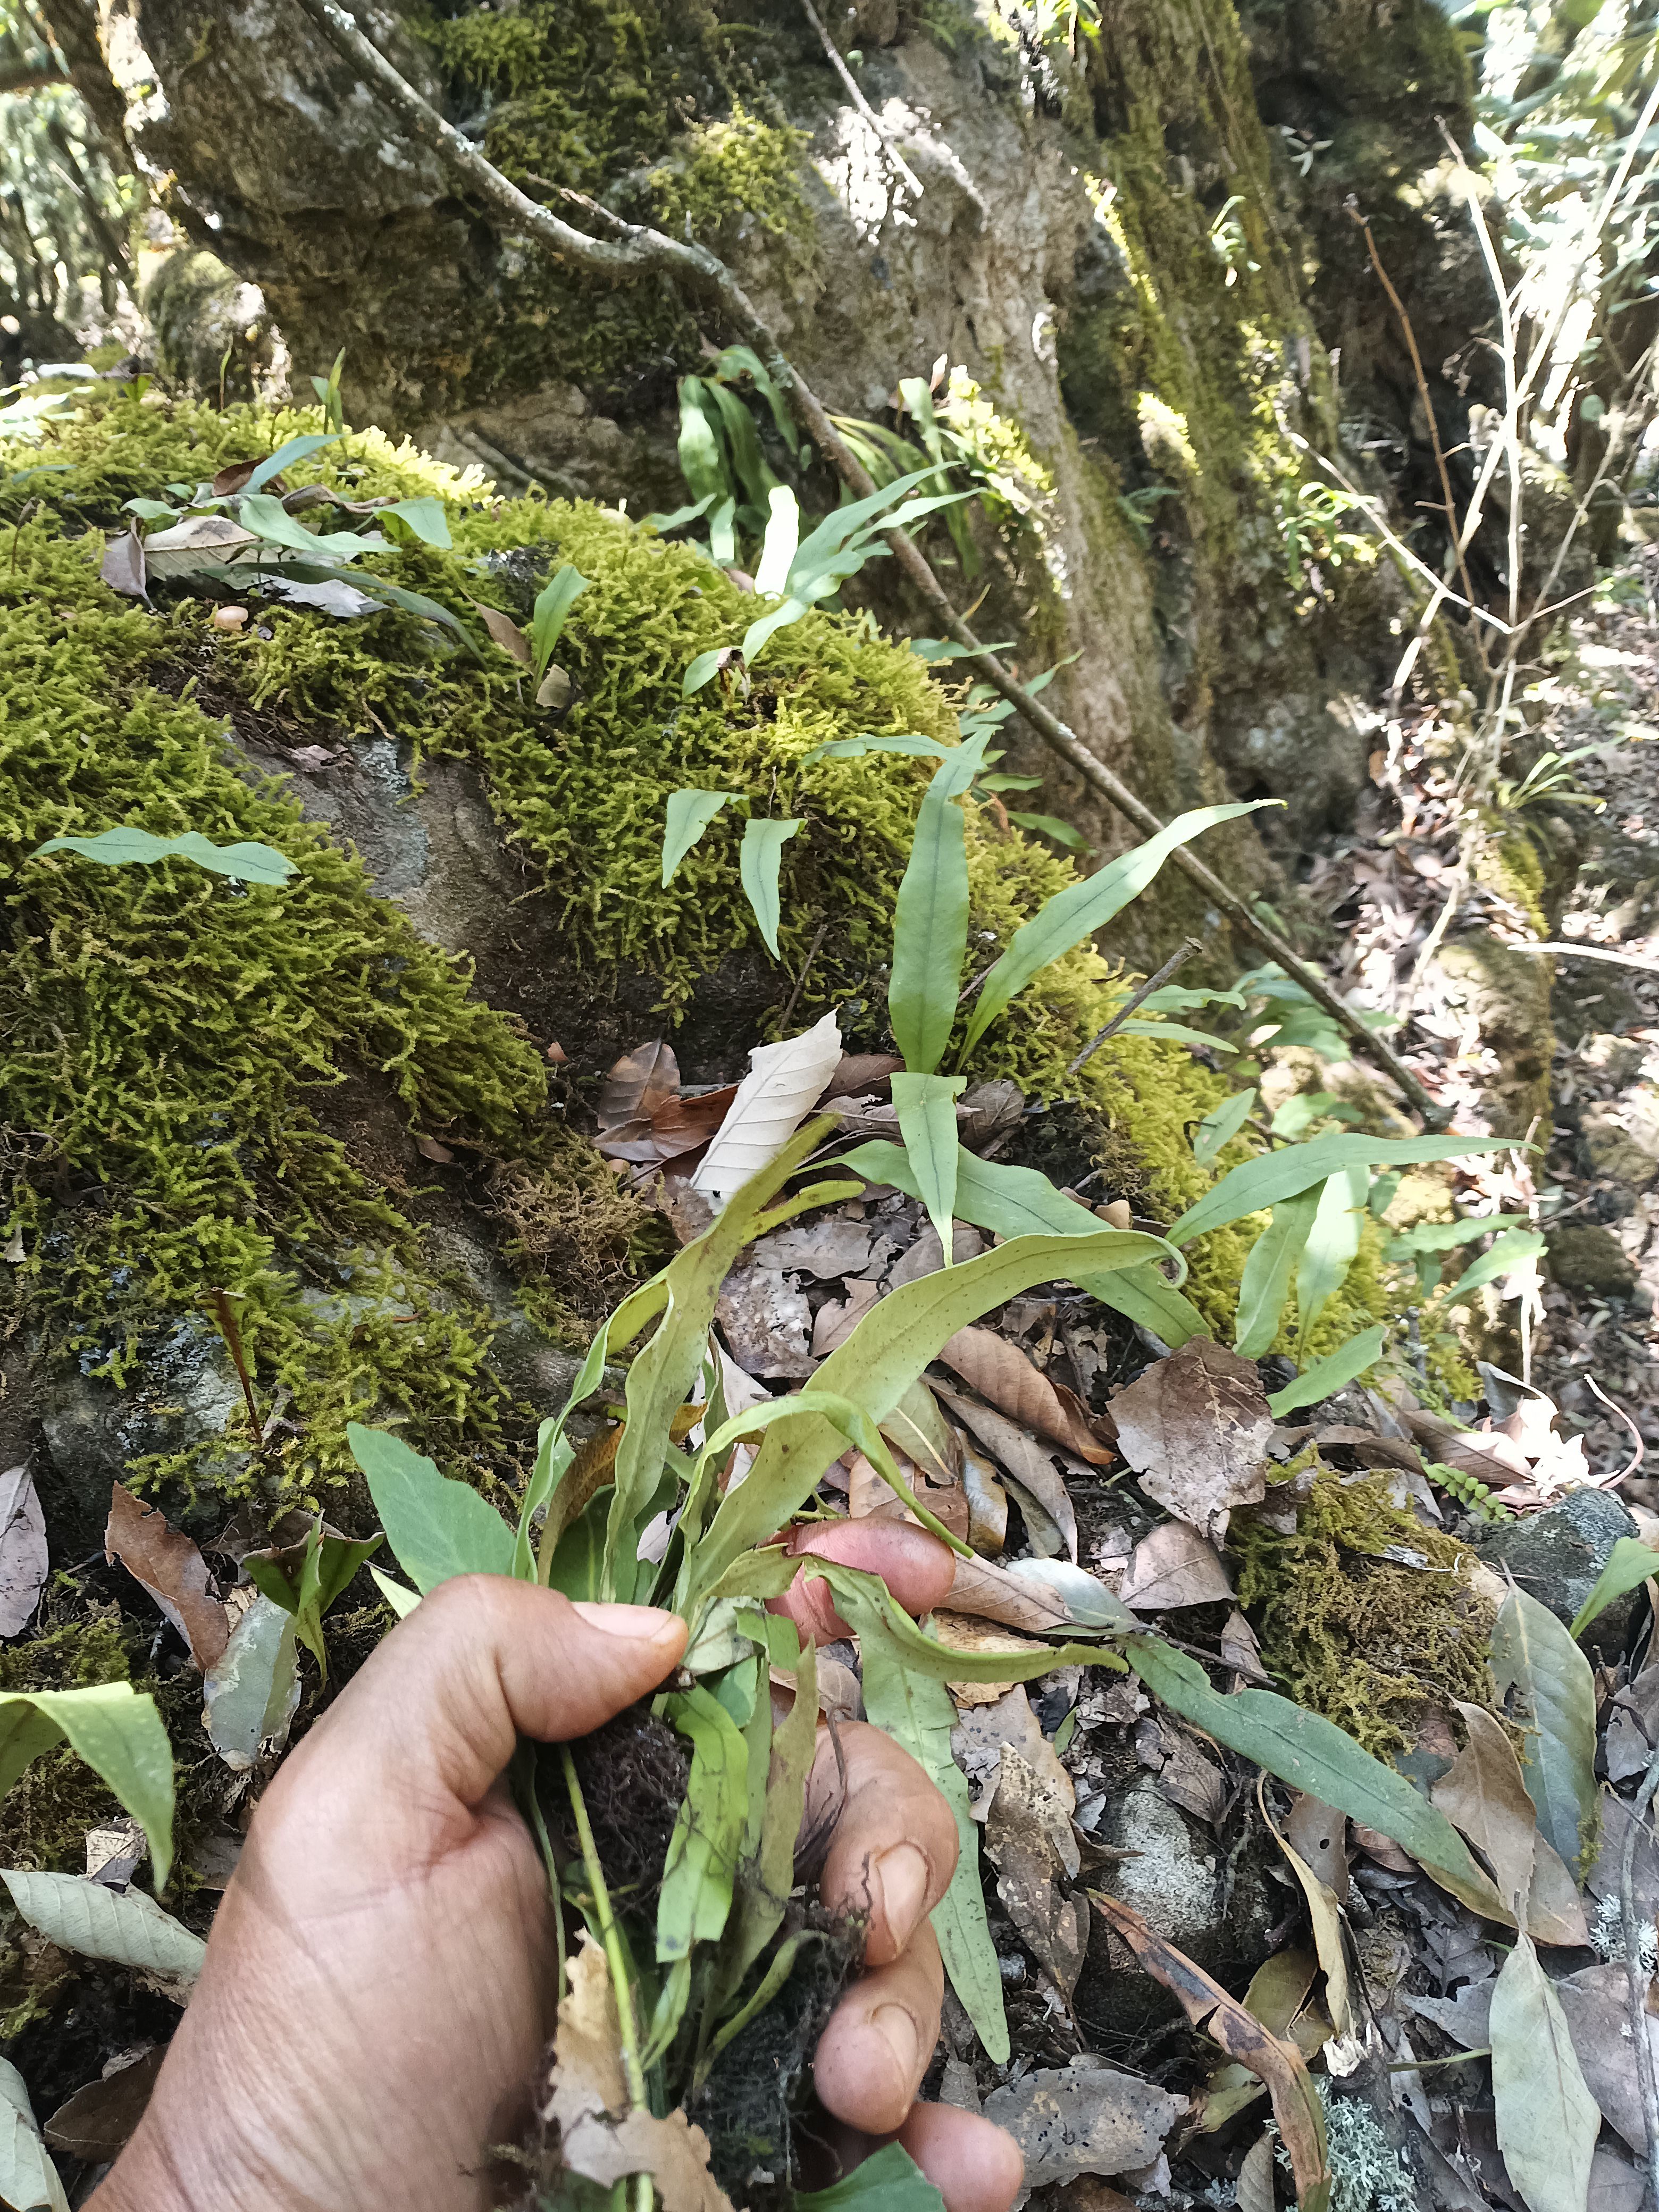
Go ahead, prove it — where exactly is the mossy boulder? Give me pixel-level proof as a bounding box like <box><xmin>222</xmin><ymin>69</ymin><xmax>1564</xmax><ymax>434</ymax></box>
<box><xmin>4</xmin><ymin>387</ymin><xmax>1374</xmax><ymax>1528</ymax></box>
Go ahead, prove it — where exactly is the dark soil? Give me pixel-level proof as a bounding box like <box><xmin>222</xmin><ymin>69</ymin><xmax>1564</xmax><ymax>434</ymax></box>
<box><xmin>557</xmin><ymin>1704</ymin><xmax>689</xmax><ymax>1908</ymax></box>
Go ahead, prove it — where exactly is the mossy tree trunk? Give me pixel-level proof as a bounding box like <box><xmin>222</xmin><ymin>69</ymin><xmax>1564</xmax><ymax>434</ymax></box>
<box><xmin>98</xmin><ymin>0</ymin><xmax>1481</xmax><ymax>902</ymax></box>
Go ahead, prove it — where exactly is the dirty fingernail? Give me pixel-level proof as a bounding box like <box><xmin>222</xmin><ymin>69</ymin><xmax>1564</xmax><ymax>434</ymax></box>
<box><xmin>572</xmin><ymin>1601</ymin><xmax>684</xmax><ymax>1645</ymax></box>
<box><xmin>875</xmin><ymin>1843</ymin><xmax>931</xmax><ymax>1942</ymax></box>
<box><xmin>870</xmin><ymin>2002</ymin><xmax>921</xmax><ymax>2085</ymax></box>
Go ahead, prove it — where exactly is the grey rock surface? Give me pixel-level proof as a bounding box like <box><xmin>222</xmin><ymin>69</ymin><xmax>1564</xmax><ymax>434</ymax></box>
<box><xmin>1475</xmin><ymin>1486</ymin><xmax>1643</xmax><ymax>1648</ymax></box>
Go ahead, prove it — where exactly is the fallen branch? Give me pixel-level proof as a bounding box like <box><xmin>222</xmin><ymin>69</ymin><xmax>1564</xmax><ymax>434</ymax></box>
<box><xmin>288</xmin><ymin>0</ymin><xmax>1444</xmax><ymax>1124</ymax></box>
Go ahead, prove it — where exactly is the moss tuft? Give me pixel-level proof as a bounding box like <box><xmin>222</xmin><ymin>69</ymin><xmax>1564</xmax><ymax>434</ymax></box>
<box><xmin>1233</xmin><ymin>1462</ymin><xmax>1495</xmax><ymax>1754</ymax></box>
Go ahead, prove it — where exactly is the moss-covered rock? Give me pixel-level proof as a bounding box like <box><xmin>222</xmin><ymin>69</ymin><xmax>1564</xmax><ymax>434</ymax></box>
<box><xmin>1233</xmin><ymin>1462</ymin><xmax>1495</xmax><ymax>1754</ymax></box>
<box><xmin>3</xmin><ymin>387</ymin><xmax>1379</xmax><ymax>1523</ymax></box>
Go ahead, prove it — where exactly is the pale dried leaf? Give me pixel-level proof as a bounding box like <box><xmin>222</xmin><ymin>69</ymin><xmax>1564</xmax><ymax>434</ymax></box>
<box><xmin>467</xmin><ymin>597</ymin><xmax>532</xmax><ymax>664</ymax></box>
<box><xmin>982</xmin><ymin>2062</ymin><xmax>1185</xmax><ymax>2209</ymax></box>
<box><xmin>691</xmin><ymin>1012</ymin><xmax>842</xmax><ymax>1204</ymax></box>
<box><xmin>99</xmin><ymin>522</ymin><xmax>146</xmax><ymax>600</ymax></box>
<box><xmin>953</xmin><ymin>1683</ymin><xmax>1077</xmax><ymax>1823</ymax></box>
<box><xmin>547</xmin><ymin>1938</ymin><xmax>734</xmax><ymax>2212</ymax></box>
<box><xmin>960</xmin><ymin>1437</ymin><xmax>1009</xmax><ymax>1554</ymax></box>
<box><xmin>1431</xmin><ymin>1702</ymin><xmax>1588</xmax><ymax>1945</ymax></box>
<box><xmin>1118</xmin><ymin>1520</ymin><xmax>1234</xmax><ymax>1611</ymax></box>
<box><xmin>105</xmin><ymin>1484</ymin><xmax>228</xmax><ymax>1671</ymax></box>
<box><xmin>820</xmin><ymin>1052</ymin><xmax>903</xmax><ymax>1101</ymax></box>
<box><xmin>1109</xmin><ymin>1337</ymin><xmax>1271</xmax><ymax>1540</ymax></box>
<box><xmin>1235</xmin><ymin>2130</ymin><xmax>1278</xmax><ymax>2212</ymax></box>
<box><xmin>937</xmin><ymin>1327</ymin><xmax>1110</xmax><ymax>1463</ymax></box>
<box><xmin>1352</xmin><ymin>1822</ymin><xmax>1415</xmax><ymax>1873</ymax></box>
<box><xmin>931</xmin><ymin>1610</ymin><xmax>1043</xmax><ymax>1707</ymax></box>
<box><xmin>752</xmin><ymin>1219</ymin><xmax>877</xmax><ymax>1278</ymax></box>
<box><xmin>986</xmin><ymin>1748</ymin><xmax>1088</xmax><ymax>1993</ymax></box>
<box><xmin>1220</xmin><ymin>1606</ymin><xmax>1265</xmax><ymax>1679</ymax></box>
<box><xmin>715</xmin><ymin>1265</ymin><xmax>815</xmax><ymax>1380</ymax></box>
<box><xmin>0</xmin><ymin>1467</ymin><xmax>48</xmax><ymax>1639</ymax></box>
<box><xmin>1492</xmin><ymin>1930</ymin><xmax>1599</xmax><ymax>2212</ymax></box>
<box><xmin>888</xmin><ymin>1222</ymin><xmax>986</xmax><ymax>1287</ymax></box>
<box><xmin>812</xmin><ymin>1277</ymin><xmax>884</xmax><ymax>1355</ymax></box>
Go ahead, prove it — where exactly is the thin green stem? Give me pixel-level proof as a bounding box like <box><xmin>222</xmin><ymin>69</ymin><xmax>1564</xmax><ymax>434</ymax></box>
<box><xmin>559</xmin><ymin>1743</ymin><xmax>649</xmax><ymax>2112</ymax></box>
<box><xmin>516</xmin><ymin>1745</ymin><xmax>566</xmax><ymax>2005</ymax></box>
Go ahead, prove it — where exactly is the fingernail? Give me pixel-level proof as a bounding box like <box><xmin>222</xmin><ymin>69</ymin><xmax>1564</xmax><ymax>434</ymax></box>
<box><xmin>571</xmin><ymin>1602</ymin><xmax>683</xmax><ymax>1644</ymax></box>
<box><xmin>870</xmin><ymin>2002</ymin><xmax>920</xmax><ymax>2084</ymax></box>
<box><xmin>875</xmin><ymin>1843</ymin><xmax>930</xmax><ymax>1943</ymax></box>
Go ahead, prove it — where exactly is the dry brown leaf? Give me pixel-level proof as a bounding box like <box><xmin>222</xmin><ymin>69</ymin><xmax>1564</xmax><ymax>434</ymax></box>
<box><xmin>1137</xmin><ymin>1718</ymin><xmax>1227</xmax><ymax>1826</ymax></box>
<box><xmin>959</xmin><ymin>1437</ymin><xmax>1009</xmax><ymax>1555</ymax></box>
<box><xmin>105</xmin><ymin>1484</ymin><xmax>228</xmax><ymax>1671</ymax></box>
<box><xmin>889</xmin><ymin>1222</ymin><xmax>987</xmax><ymax>1287</ymax></box>
<box><xmin>986</xmin><ymin>1747</ymin><xmax>1088</xmax><ymax>1995</ymax></box>
<box><xmin>938</xmin><ymin>1326</ymin><xmax>1111</xmax><ymax>1464</ymax></box>
<box><xmin>597</xmin><ymin>1041</ymin><xmax>681</xmax><ymax>1137</ymax></box>
<box><xmin>1554</xmin><ymin>1963</ymin><xmax>1659</xmax><ymax>2160</ymax></box>
<box><xmin>981</xmin><ymin>2062</ymin><xmax>1185</xmax><ymax>2209</ymax></box>
<box><xmin>847</xmin><ymin>1451</ymin><xmax>970</xmax><ymax>1541</ymax></box>
<box><xmin>929</xmin><ymin>1610</ymin><xmax>1043</xmax><ymax>1706</ymax></box>
<box><xmin>1092</xmin><ymin>1895</ymin><xmax>1330</xmax><ymax>2210</ymax></box>
<box><xmin>1430</xmin><ymin>1702</ymin><xmax>1589</xmax><ymax>1946</ymax></box>
<box><xmin>1352</xmin><ymin>1822</ymin><xmax>1415</xmax><ymax>1873</ymax></box>
<box><xmin>935</xmin><ymin>1384</ymin><xmax>1079</xmax><ymax>1562</ymax></box>
<box><xmin>820</xmin><ymin>1052</ymin><xmax>902</xmax><ymax>1101</ymax></box>
<box><xmin>546</xmin><ymin>1938</ymin><xmax>734</xmax><ymax>2212</ymax></box>
<box><xmin>1220</xmin><ymin>1606</ymin><xmax>1267</xmax><ymax>1680</ymax></box>
<box><xmin>812</xmin><ymin>1278</ymin><xmax>884</xmax><ymax>1356</ymax></box>
<box><xmin>413</xmin><ymin>1134</ymin><xmax>455</xmax><ymax>1163</ymax></box>
<box><xmin>958</xmin><ymin>1078</ymin><xmax>1026</xmax><ymax>1151</ymax></box>
<box><xmin>44</xmin><ymin>2046</ymin><xmax>164</xmax><ymax>2163</ymax></box>
<box><xmin>1117</xmin><ymin>1520</ymin><xmax>1233</xmax><ymax>1612</ymax></box>
<box><xmin>1284</xmin><ymin>1793</ymin><xmax>1349</xmax><ymax>1903</ymax></box>
<box><xmin>0</xmin><ymin>1465</ymin><xmax>48</xmax><ymax>1639</ymax></box>
<box><xmin>467</xmin><ymin>597</ymin><xmax>532</xmax><ymax>664</ymax></box>
<box><xmin>943</xmin><ymin>1551</ymin><xmax>1070</xmax><ymax>1633</ymax></box>
<box><xmin>1108</xmin><ymin>1336</ymin><xmax>1271</xmax><ymax>1540</ymax></box>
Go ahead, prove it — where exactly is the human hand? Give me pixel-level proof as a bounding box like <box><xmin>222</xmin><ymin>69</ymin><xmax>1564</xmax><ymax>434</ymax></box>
<box><xmin>94</xmin><ymin>1564</ymin><xmax>1019</xmax><ymax>2212</ymax></box>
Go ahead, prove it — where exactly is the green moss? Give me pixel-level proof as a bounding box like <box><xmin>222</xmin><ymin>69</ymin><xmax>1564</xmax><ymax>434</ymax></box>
<box><xmin>1234</xmin><ymin>1463</ymin><xmax>1494</xmax><ymax>1754</ymax></box>
<box><xmin>0</xmin><ymin>1612</ymin><xmax>132</xmax><ymax>1875</ymax></box>
<box><xmin>417</xmin><ymin>1</ymin><xmax>809</xmax><ymax>401</ymax></box>
<box><xmin>0</xmin><ymin>397</ymin><xmax>651</xmax><ymax>1503</ymax></box>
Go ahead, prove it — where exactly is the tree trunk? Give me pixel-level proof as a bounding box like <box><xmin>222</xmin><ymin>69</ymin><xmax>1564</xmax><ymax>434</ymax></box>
<box><xmin>101</xmin><ymin>0</ymin><xmax>1485</xmax><ymax>881</ymax></box>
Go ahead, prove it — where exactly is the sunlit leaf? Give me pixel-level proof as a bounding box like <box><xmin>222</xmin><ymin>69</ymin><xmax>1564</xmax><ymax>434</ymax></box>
<box><xmin>663</xmin><ymin>790</ymin><xmax>739</xmax><ymax>885</ymax></box>
<box><xmin>959</xmin><ymin>803</ymin><xmax>1271</xmax><ymax>1061</ymax></box>
<box><xmin>738</xmin><ymin>816</ymin><xmax>801</xmax><ymax>958</ymax></box>
<box><xmin>889</xmin><ymin>735</ymin><xmax>991</xmax><ymax>1073</ymax></box>
<box><xmin>30</xmin><ymin>826</ymin><xmax>294</xmax><ymax>886</ymax></box>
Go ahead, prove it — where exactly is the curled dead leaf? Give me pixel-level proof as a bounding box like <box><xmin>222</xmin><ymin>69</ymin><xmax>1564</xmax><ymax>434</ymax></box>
<box><xmin>1117</xmin><ymin>1519</ymin><xmax>1233</xmax><ymax>1612</ymax></box>
<box><xmin>937</xmin><ymin>1326</ymin><xmax>1112</xmax><ymax>1464</ymax></box>
<box><xmin>105</xmin><ymin>1484</ymin><xmax>228</xmax><ymax>1671</ymax></box>
<box><xmin>1092</xmin><ymin>1894</ymin><xmax>1330</xmax><ymax>2210</ymax></box>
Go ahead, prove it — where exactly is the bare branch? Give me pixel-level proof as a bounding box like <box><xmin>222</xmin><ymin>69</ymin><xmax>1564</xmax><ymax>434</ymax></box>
<box><xmin>0</xmin><ymin>57</ymin><xmax>66</xmax><ymax>95</ymax></box>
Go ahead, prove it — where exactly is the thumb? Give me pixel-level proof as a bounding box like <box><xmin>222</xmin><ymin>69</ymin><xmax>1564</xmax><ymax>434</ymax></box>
<box><xmin>267</xmin><ymin>1576</ymin><xmax>688</xmax><ymax>1826</ymax></box>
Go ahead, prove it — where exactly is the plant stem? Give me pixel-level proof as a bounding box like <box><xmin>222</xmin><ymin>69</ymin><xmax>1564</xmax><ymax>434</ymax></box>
<box><xmin>560</xmin><ymin>1744</ymin><xmax>650</xmax><ymax>2113</ymax></box>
